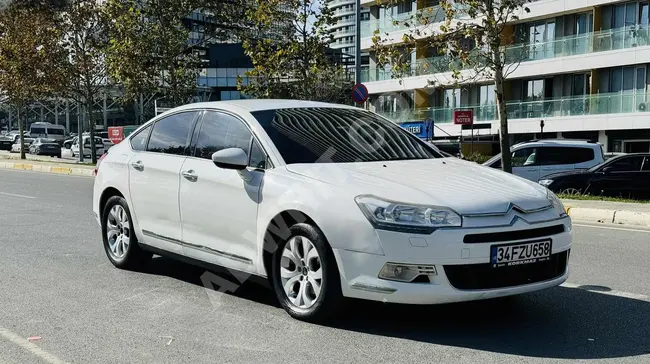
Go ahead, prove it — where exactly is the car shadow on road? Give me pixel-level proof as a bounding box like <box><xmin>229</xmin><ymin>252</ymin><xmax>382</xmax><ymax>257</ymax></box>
<box><xmin>328</xmin><ymin>287</ymin><xmax>650</xmax><ymax>360</ymax></box>
<box><xmin>138</xmin><ymin>256</ymin><xmax>280</xmax><ymax>308</ymax></box>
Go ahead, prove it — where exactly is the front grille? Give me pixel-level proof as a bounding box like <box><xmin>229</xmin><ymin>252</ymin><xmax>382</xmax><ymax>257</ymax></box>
<box><xmin>444</xmin><ymin>250</ymin><xmax>569</xmax><ymax>290</ymax></box>
<box><xmin>463</xmin><ymin>224</ymin><xmax>565</xmax><ymax>244</ymax></box>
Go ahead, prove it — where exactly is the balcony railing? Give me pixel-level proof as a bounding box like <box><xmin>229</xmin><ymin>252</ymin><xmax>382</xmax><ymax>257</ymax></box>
<box><xmin>360</xmin><ymin>4</ymin><xmax>469</xmax><ymax>38</ymax></box>
<box><xmin>361</xmin><ymin>25</ymin><xmax>650</xmax><ymax>83</ymax></box>
<box><xmin>378</xmin><ymin>92</ymin><xmax>650</xmax><ymax>123</ymax></box>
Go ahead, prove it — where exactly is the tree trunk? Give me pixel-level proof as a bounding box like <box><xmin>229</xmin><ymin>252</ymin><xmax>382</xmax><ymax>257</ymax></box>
<box><xmin>86</xmin><ymin>97</ymin><xmax>97</xmax><ymax>164</ymax></box>
<box><xmin>494</xmin><ymin>68</ymin><xmax>512</xmax><ymax>173</ymax></box>
<box><xmin>18</xmin><ymin>107</ymin><xmax>25</xmax><ymax>160</ymax></box>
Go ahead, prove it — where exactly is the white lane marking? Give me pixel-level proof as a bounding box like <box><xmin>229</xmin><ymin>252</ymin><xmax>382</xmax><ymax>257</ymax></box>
<box><xmin>562</xmin><ymin>282</ymin><xmax>649</xmax><ymax>301</ymax></box>
<box><xmin>573</xmin><ymin>223</ymin><xmax>650</xmax><ymax>233</ymax></box>
<box><xmin>0</xmin><ymin>192</ymin><xmax>36</xmax><ymax>199</ymax></box>
<box><xmin>0</xmin><ymin>326</ymin><xmax>69</xmax><ymax>364</ymax></box>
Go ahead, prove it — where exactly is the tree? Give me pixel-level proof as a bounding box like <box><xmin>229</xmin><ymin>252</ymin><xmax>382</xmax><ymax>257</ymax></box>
<box><xmin>105</xmin><ymin>0</ymin><xmax>246</xmax><ymax>109</ymax></box>
<box><xmin>372</xmin><ymin>0</ymin><xmax>532</xmax><ymax>173</ymax></box>
<box><xmin>240</xmin><ymin>0</ymin><xmax>352</xmax><ymax>102</ymax></box>
<box><xmin>0</xmin><ymin>4</ymin><xmax>68</xmax><ymax>159</ymax></box>
<box><xmin>59</xmin><ymin>0</ymin><xmax>111</xmax><ymax>164</ymax></box>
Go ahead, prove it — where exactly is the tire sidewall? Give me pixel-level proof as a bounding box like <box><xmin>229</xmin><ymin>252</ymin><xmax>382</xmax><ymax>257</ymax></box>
<box><xmin>101</xmin><ymin>196</ymin><xmax>140</xmax><ymax>268</ymax></box>
<box><xmin>271</xmin><ymin>223</ymin><xmax>341</xmax><ymax>321</ymax></box>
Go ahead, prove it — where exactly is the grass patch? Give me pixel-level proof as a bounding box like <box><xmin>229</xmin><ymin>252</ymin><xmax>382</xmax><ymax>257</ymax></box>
<box><xmin>558</xmin><ymin>193</ymin><xmax>649</xmax><ymax>204</ymax></box>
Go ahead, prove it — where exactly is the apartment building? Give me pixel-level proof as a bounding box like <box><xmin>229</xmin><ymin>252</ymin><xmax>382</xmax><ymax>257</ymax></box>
<box><xmin>360</xmin><ymin>0</ymin><xmax>650</xmax><ymax>154</ymax></box>
<box><xmin>328</xmin><ymin>0</ymin><xmax>371</xmax><ymax>73</ymax></box>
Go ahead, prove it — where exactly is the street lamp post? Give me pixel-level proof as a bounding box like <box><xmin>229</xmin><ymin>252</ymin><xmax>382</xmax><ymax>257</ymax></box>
<box><xmin>355</xmin><ymin>0</ymin><xmax>361</xmax><ymax>87</ymax></box>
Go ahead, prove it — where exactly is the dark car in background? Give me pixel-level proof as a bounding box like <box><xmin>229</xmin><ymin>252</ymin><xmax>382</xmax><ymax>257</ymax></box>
<box><xmin>29</xmin><ymin>138</ymin><xmax>62</xmax><ymax>158</ymax></box>
<box><xmin>539</xmin><ymin>153</ymin><xmax>650</xmax><ymax>200</ymax></box>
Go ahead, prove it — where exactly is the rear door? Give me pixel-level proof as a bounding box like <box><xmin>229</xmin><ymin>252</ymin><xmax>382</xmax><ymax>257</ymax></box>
<box><xmin>588</xmin><ymin>156</ymin><xmax>644</xmax><ymax>197</ymax></box>
<box><xmin>538</xmin><ymin>146</ymin><xmax>595</xmax><ymax>179</ymax></box>
<box><xmin>511</xmin><ymin>146</ymin><xmax>540</xmax><ymax>181</ymax></box>
<box><xmin>635</xmin><ymin>156</ymin><xmax>650</xmax><ymax>199</ymax></box>
<box><xmin>128</xmin><ymin>111</ymin><xmax>200</xmax><ymax>254</ymax></box>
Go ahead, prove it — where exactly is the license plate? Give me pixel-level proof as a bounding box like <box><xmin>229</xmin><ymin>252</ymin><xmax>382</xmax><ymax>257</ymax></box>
<box><xmin>490</xmin><ymin>240</ymin><xmax>552</xmax><ymax>268</ymax></box>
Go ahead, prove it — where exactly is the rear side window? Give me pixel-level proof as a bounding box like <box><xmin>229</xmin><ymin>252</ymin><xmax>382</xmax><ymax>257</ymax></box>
<box><xmin>147</xmin><ymin>112</ymin><xmax>197</xmax><ymax>155</ymax></box>
<box><xmin>31</xmin><ymin>127</ymin><xmax>46</xmax><ymax>135</ymax></box>
<box><xmin>538</xmin><ymin>147</ymin><xmax>594</xmax><ymax>165</ymax></box>
<box><xmin>47</xmin><ymin>128</ymin><xmax>65</xmax><ymax>135</ymax></box>
<box><xmin>608</xmin><ymin>156</ymin><xmax>644</xmax><ymax>172</ymax></box>
<box><xmin>130</xmin><ymin>125</ymin><xmax>152</xmax><ymax>151</ymax></box>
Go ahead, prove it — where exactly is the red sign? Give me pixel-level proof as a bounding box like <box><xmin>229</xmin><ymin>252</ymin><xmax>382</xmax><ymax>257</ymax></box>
<box><xmin>453</xmin><ymin>110</ymin><xmax>474</xmax><ymax>125</ymax></box>
<box><xmin>108</xmin><ymin>126</ymin><xmax>124</xmax><ymax>144</ymax></box>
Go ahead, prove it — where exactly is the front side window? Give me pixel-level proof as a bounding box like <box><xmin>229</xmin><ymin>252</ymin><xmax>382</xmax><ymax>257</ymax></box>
<box><xmin>31</xmin><ymin>127</ymin><xmax>46</xmax><ymax>135</ymax></box>
<box><xmin>538</xmin><ymin>147</ymin><xmax>594</xmax><ymax>166</ymax></box>
<box><xmin>249</xmin><ymin>139</ymin><xmax>267</xmax><ymax>169</ymax></box>
<box><xmin>251</xmin><ymin>108</ymin><xmax>441</xmax><ymax>164</ymax></box>
<box><xmin>512</xmin><ymin>147</ymin><xmax>537</xmax><ymax>167</ymax></box>
<box><xmin>147</xmin><ymin>112</ymin><xmax>197</xmax><ymax>155</ymax></box>
<box><xmin>606</xmin><ymin>156</ymin><xmax>644</xmax><ymax>172</ymax></box>
<box><xmin>130</xmin><ymin>125</ymin><xmax>152</xmax><ymax>151</ymax></box>
<box><xmin>194</xmin><ymin>111</ymin><xmax>252</xmax><ymax>160</ymax></box>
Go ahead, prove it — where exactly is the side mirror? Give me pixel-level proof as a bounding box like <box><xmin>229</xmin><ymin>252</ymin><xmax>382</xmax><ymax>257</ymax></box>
<box><xmin>212</xmin><ymin>148</ymin><xmax>248</xmax><ymax>170</ymax></box>
<box><xmin>602</xmin><ymin>166</ymin><xmax>613</xmax><ymax>173</ymax></box>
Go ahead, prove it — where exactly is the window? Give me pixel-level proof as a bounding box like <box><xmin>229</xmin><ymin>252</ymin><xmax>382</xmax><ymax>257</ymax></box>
<box><xmin>606</xmin><ymin>156</ymin><xmax>644</xmax><ymax>172</ymax></box>
<box><xmin>194</xmin><ymin>111</ymin><xmax>252</xmax><ymax>160</ymax></box>
<box><xmin>147</xmin><ymin>112</ymin><xmax>197</xmax><ymax>155</ymax></box>
<box><xmin>643</xmin><ymin>156</ymin><xmax>650</xmax><ymax>171</ymax></box>
<box><xmin>31</xmin><ymin>127</ymin><xmax>46</xmax><ymax>135</ymax></box>
<box><xmin>538</xmin><ymin>147</ymin><xmax>594</xmax><ymax>165</ymax></box>
<box><xmin>512</xmin><ymin>147</ymin><xmax>537</xmax><ymax>167</ymax></box>
<box><xmin>249</xmin><ymin>139</ymin><xmax>267</xmax><ymax>169</ymax></box>
<box><xmin>47</xmin><ymin>128</ymin><xmax>65</xmax><ymax>135</ymax></box>
<box><xmin>130</xmin><ymin>125</ymin><xmax>152</xmax><ymax>151</ymax></box>
<box><xmin>251</xmin><ymin>108</ymin><xmax>442</xmax><ymax>165</ymax></box>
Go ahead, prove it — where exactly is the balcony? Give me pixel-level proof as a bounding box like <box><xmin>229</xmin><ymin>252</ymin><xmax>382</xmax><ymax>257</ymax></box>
<box><xmin>360</xmin><ymin>6</ymin><xmax>444</xmax><ymax>38</ymax></box>
<box><xmin>377</xmin><ymin>92</ymin><xmax>650</xmax><ymax>124</ymax></box>
<box><xmin>361</xmin><ymin>26</ymin><xmax>650</xmax><ymax>84</ymax></box>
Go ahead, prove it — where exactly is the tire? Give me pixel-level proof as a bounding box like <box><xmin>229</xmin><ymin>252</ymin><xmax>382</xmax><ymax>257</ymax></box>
<box><xmin>71</xmin><ymin>150</ymin><xmax>75</xmax><ymax>157</ymax></box>
<box><xmin>271</xmin><ymin>223</ymin><xmax>343</xmax><ymax>322</ymax></box>
<box><xmin>101</xmin><ymin>195</ymin><xmax>152</xmax><ymax>270</ymax></box>
<box><xmin>64</xmin><ymin>143</ymin><xmax>71</xmax><ymax>149</ymax></box>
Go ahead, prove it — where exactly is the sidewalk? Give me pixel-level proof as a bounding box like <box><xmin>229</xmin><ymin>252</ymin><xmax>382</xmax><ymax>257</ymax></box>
<box><xmin>563</xmin><ymin>199</ymin><xmax>650</xmax><ymax>227</ymax></box>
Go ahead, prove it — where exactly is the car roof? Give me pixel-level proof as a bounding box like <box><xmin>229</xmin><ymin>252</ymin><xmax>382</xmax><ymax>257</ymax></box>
<box><xmin>170</xmin><ymin>99</ymin><xmax>358</xmax><ymax>113</ymax></box>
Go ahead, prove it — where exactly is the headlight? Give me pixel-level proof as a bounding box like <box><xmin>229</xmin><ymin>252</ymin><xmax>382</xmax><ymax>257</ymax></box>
<box><xmin>355</xmin><ymin>195</ymin><xmax>462</xmax><ymax>234</ymax></box>
<box><xmin>539</xmin><ymin>179</ymin><xmax>554</xmax><ymax>187</ymax></box>
<box><xmin>547</xmin><ymin>190</ymin><xmax>567</xmax><ymax>217</ymax></box>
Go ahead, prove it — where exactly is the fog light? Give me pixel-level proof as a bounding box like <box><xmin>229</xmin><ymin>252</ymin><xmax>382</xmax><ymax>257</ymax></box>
<box><xmin>378</xmin><ymin>263</ymin><xmax>437</xmax><ymax>283</ymax></box>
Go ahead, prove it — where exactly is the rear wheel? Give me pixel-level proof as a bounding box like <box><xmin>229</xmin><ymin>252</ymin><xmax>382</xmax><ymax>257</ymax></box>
<box><xmin>101</xmin><ymin>196</ymin><xmax>152</xmax><ymax>269</ymax></box>
<box><xmin>271</xmin><ymin>223</ymin><xmax>342</xmax><ymax>322</ymax></box>
<box><xmin>561</xmin><ymin>188</ymin><xmax>582</xmax><ymax>196</ymax></box>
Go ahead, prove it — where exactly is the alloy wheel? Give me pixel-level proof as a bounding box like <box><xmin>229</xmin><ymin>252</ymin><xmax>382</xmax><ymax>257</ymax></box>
<box><xmin>106</xmin><ymin>205</ymin><xmax>130</xmax><ymax>259</ymax></box>
<box><xmin>280</xmin><ymin>236</ymin><xmax>322</xmax><ymax>309</ymax></box>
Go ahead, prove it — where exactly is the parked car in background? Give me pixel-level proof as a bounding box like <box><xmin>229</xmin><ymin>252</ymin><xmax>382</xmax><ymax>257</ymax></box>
<box><xmin>483</xmin><ymin>140</ymin><xmax>605</xmax><ymax>181</ymax></box>
<box><xmin>0</xmin><ymin>131</ymin><xmax>28</xmax><ymax>151</ymax></box>
<box><xmin>10</xmin><ymin>138</ymin><xmax>35</xmax><ymax>153</ymax></box>
<box><xmin>63</xmin><ymin>136</ymin><xmax>75</xmax><ymax>149</ymax></box>
<box><xmin>29</xmin><ymin>138</ymin><xmax>62</xmax><ymax>158</ymax></box>
<box><xmin>29</xmin><ymin>122</ymin><xmax>67</xmax><ymax>144</ymax></box>
<box><xmin>539</xmin><ymin>153</ymin><xmax>650</xmax><ymax>199</ymax></box>
<box><xmin>93</xmin><ymin>100</ymin><xmax>572</xmax><ymax>322</ymax></box>
<box><xmin>71</xmin><ymin>136</ymin><xmax>105</xmax><ymax>158</ymax></box>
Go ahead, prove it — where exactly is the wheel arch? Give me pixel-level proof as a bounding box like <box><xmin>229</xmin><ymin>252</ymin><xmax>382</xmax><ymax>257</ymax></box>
<box><xmin>99</xmin><ymin>186</ymin><xmax>124</xmax><ymax>217</ymax></box>
<box><xmin>261</xmin><ymin>210</ymin><xmax>319</xmax><ymax>279</ymax></box>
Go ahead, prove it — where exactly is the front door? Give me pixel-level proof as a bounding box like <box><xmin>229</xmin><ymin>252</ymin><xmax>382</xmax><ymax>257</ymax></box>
<box><xmin>128</xmin><ymin>111</ymin><xmax>199</xmax><ymax>254</ymax></box>
<box><xmin>512</xmin><ymin>146</ymin><xmax>540</xmax><ymax>181</ymax></box>
<box><xmin>588</xmin><ymin>155</ymin><xmax>645</xmax><ymax>198</ymax></box>
<box><xmin>179</xmin><ymin>110</ymin><xmax>265</xmax><ymax>272</ymax></box>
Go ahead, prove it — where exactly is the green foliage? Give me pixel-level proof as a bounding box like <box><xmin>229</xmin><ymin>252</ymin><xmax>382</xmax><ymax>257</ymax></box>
<box><xmin>240</xmin><ymin>0</ymin><xmax>352</xmax><ymax>103</ymax></box>
<box><xmin>463</xmin><ymin>152</ymin><xmax>492</xmax><ymax>164</ymax></box>
<box><xmin>0</xmin><ymin>4</ymin><xmax>69</xmax><ymax>159</ymax></box>
<box><xmin>371</xmin><ymin>0</ymin><xmax>533</xmax><ymax>173</ymax></box>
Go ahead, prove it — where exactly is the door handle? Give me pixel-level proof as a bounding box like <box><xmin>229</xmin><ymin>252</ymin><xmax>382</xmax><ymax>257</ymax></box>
<box><xmin>131</xmin><ymin>161</ymin><xmax>144</xmax><ymax>171</ymax></box>
<box><xmin>182</xmin><ymin>170</ymin><xmax>198</xmax><ymax>182</ymax></box>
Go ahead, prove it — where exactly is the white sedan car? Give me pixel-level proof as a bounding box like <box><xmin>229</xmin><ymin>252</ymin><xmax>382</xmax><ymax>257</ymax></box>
<box><xmin>93</xmin><ymin>100</ymin><xmax>572</xmax><ymax>321</ymax></box>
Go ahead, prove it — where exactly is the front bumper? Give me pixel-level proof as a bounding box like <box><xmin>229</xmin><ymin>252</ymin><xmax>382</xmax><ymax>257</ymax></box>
<box><xmin>333</xmin><ymin>216</ymin><xmax>572</xmax><ymax>305</ymax></box>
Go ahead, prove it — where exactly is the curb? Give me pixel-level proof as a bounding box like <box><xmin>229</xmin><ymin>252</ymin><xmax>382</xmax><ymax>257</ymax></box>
<box><xmin>0</xmin><ymin>161</ymin><xmax>94</xmax><ymax>177</ymax></box>
<box><xmin>565</xmin><ymin>206</ymin><xmax>650</xmax><ymax>227</ymax></box>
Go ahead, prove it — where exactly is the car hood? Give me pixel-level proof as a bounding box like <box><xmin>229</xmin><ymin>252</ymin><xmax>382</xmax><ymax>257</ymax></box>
<box><xmin>285</xmin><ymin>158</ymin><xmax>550</xmax><ymax>215</ymax></box>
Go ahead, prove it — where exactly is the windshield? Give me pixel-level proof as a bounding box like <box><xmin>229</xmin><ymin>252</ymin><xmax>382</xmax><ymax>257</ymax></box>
<box><xmin>588</xmin><ymin>159</ymin><xmax>610</xmax><ymax>172</ymax></box>
<box><xmin>251</xmin><ymin>108</ymin><xmax>442</xmax><ymax>164</ymax></box>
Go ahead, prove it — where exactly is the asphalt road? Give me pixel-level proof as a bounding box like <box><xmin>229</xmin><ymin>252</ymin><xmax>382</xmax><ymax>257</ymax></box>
<box><xmin>1</xmin><ymin>169</ymin><xmax>649</xmax><ymax>364</ymax></box>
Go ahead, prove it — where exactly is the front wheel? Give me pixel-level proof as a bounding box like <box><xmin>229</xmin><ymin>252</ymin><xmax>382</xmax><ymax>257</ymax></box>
<box><xmin>101</xmin><ymin>196</ymin><xmax>152</xmax><ymax>269</ymax></box>
<box><xmin>271</xmin><ymin>223</ymin><xmax>343</xmax><ymax>322</ymax></box>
